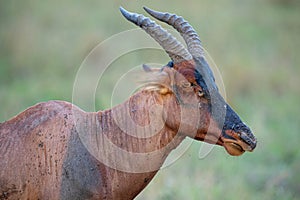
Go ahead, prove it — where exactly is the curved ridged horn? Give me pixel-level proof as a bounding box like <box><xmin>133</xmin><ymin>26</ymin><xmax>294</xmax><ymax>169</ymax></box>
<box><xmin>144</xmin><ymin>7</ymin><xmax>203</xmax><ymax>58</ymax></box>
<box><xmin>120</xmin><ymin>7</ymin><xmax>192</xmax><ymax>63</ymax></box>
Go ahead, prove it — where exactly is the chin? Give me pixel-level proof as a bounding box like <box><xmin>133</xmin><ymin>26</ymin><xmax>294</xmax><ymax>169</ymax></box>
<box><xmin>223</xmin><ymin>142</ymin><xmax>245</xmax><ymax>156</ymax></box>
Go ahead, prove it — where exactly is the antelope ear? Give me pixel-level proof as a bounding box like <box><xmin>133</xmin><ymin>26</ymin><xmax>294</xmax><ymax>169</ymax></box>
<box><xmin>142</xmin><ymin>64</ymin><xmax>152</xmax><ymax>72</ymax></box>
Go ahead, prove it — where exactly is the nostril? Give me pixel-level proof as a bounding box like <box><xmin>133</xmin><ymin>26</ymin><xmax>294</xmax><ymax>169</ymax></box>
<box><xmin>240</xmin><ymin>132</ymin><xmax>257</xmax><ymax>150</ymax></box>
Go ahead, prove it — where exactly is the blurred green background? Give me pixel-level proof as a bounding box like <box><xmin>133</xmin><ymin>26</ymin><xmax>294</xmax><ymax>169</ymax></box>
<box><xmin>1</xmin><ymin>0</ymin><xmax>299</xmax><ymax>199</ymax></box>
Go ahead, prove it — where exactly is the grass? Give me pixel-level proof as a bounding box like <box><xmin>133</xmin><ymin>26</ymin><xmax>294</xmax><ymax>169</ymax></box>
<box><xmin>0</xmin><ymin>0</ymin><xmax>299</xmax><ymax>199</ymax></box>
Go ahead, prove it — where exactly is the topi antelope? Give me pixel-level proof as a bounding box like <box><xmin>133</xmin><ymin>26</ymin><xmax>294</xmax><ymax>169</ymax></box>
<box><xmin>0</xmin><ymin>7</ymin><xmax>257</xmax><ymax>200</ymax></box>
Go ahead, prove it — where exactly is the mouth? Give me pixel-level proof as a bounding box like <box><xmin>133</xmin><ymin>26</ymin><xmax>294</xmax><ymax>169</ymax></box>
<box><xmin>222</xmin><ymin>131</ymin><xmax>257</xmax><ymax>156</ymax></box>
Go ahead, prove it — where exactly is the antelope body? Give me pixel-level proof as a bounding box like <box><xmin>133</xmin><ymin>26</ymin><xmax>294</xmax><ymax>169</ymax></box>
<box><xmin>0</xmin><ymin>7</ymin><xmax>257</xmax><ymax>200</ymax></box>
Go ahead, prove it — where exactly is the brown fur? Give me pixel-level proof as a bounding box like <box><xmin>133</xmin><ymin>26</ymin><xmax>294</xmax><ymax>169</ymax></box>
<box><xmin>0</xmin><ymin>78</ymin><xmax>203</xmax><ymax>199</ymax></box>
<box><xmin>0</xmin><ymin>64</ymin><xmax>254</xmax><ymax>199</ymax></box>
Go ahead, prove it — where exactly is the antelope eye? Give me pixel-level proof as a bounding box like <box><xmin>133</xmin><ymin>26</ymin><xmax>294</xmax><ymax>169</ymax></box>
<box><xmin>198</xmin><ymin>90</ymin><xmax>204</xmax><ymax>97</ymax></box>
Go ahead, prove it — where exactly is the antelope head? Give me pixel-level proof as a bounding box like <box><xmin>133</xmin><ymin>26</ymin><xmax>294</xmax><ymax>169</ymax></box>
<box><xmin>120</xmin><ymin>7</ymin><xmax>257</xmax><ymax>156</ymax></box>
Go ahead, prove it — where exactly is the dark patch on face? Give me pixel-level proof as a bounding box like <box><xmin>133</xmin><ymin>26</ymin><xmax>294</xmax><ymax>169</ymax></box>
<box><xmin>222</xmin><ymin>105</ymin><xmax>257</xmax><ymax>149</ymax></box>
<box><xmin>222</xmin><ymin>105</ymin><xmax>251</xmax><ymax>136</ymax></box>
<box><xmin>194</xmin><ymin>69</ymin><xmax>211</xmax><ymax>99</ymax></box>
<box><xmin>194</xmin><ymin>57</ymin><xmax>217</xmax><ymax>90</ymax></box>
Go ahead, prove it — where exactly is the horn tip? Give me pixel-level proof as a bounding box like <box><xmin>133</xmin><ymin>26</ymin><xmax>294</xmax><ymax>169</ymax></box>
<box><xmin>119</xmin><ymin>6</ymin><xmax>125</xmax><ymax>13</ymax></box>
<box><xmin>119</xmin><ymin>7</ymin><xmax>140</xmax><ymax>26</ymax></box>
<box><xmin>143</xmin><ymin>6</ymin><xmax>166</xmax><ymax>20</ymax></box>
<box><xmin>143</xmin><ymin>6</ymin><xmax>150</xmax><ymax>12</ymax></box>
<box><xmin>143</xmin><ymin>6</ymin><xmax>155</xmax><ymax>16</ymax></box>
<box><xmin>119</xmin><ymin>6</ymin><xmax>130</xmax><ymax>17</ymax></box>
